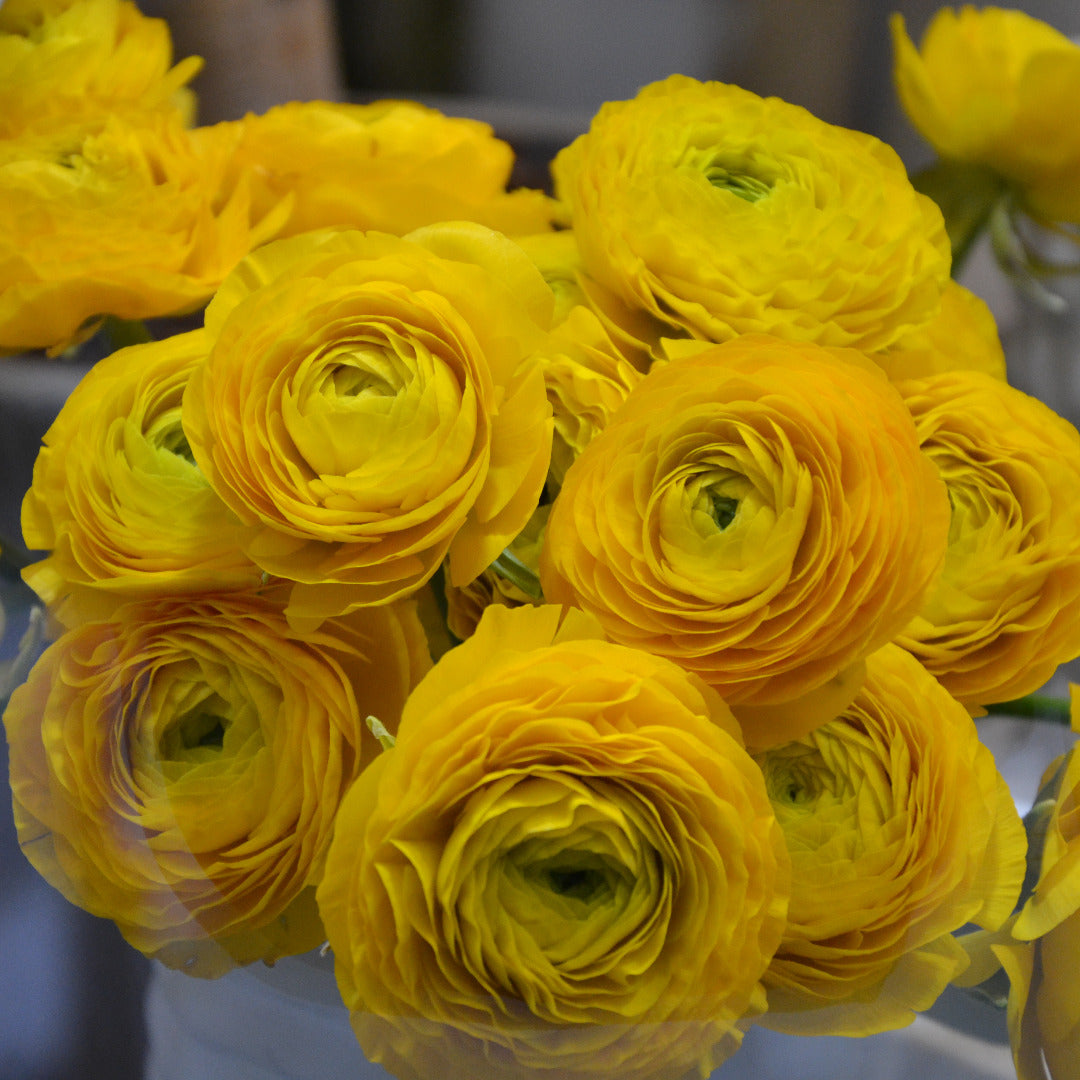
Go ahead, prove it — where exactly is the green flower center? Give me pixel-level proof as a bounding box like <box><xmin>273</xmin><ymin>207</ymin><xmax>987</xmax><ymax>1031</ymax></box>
<box><xmin>705</xmin><ymin>164</ymin><xmax>773</xmax><ymax>203</ymax></box>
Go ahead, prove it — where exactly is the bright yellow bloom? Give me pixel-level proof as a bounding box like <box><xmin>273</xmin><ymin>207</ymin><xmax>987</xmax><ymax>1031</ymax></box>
<box><xmin>2</xmin><ymin>592</ymin><xmax>430</xmax><ymax>976</ymax></box>
<box><xmin>877</xmin><ymin>279</ymin><xmax>1006</xmax><ymax>382</ymax></box>
<box><xmin>540</xmin><ymin>336</ymin><xmax>950</xmax><ymax>748</ymax></box>
<box><xmin>317</xmin><ymin>604</ymin><xmax>788</xmax><ymax>1080</ymax></box>
<box><xmin>0</xmin><ymin>113</ymin><xmax>288</xmax><ymax>353</ymax></box>
<box><xmin>0</xmin><ymin>0</ymin><xmax>200</xmax><ymax>137</ymax></box>
<box><xmin>232</xmin><ymin>100</ymin><xmax>558</xmax><ymax>239</ymax></box>
<box><xmin>892</xmin><ymin>7</ymin><xmax>1080</xmax><ymax>223</ymax></box>
<box><xmin>20</xmin><ymin>330</ymin><xmax>265</xmax><ymax>626</ymax></box>
<box><xmin>553</xmin><ymin>74</ymin><xmax>950</xmax><ymax>357</ymax></box>
<box><xmin>992</xmin><ymin>687</ymin><xmax>1080</xmax><ymax>1080</ymax></box>
<box><xmin>514</xmin><ymin>230</ymin><xmax>588</xmax><ymax>327</ymax></box>
<box><xmin>756</xmin><ymin>644</ymin><xmax>1025</xmax><ymax>1035</ymax></box>
<box><xmin>183</xmin><ymin>225</ymin><xmax>554</xmax><ymax>627</ymax></box>
<box><xmin>894</xmin><ymin>371</ymin><xmax>1080</xmax><ymax>708</ymax></box>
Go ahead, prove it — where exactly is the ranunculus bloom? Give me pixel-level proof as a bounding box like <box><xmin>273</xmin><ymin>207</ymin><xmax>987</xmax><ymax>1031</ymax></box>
<box><xmin>991</xmin><ymin>688</ymin><xmax>1080</xmax><ymax>1080</ymax></box>
<box><xmin>232</xmin><ymin>99</ymin><xmax>558</xmax><ymax>239</ymax></box>
<box><xmin>539</xmin><ymin>305</ymin><xmax>645</xmax><ymax>489</ymax></box>
<box><xmin>21</xmin><ymin>329</ymin><xmax>264</xmax><ymax>627</ymax></box>
<box><xmin>317</xmin><ymin>605</ymin><xmax>789</xmax><ymax>1080</ymax></box>
<box><xmin>892</xmin><ymin>7</ymin><xmax>1080</xmax><ymax>224</ymax></box>
<box><xmin>0</xmin><ymin>113</ymin><xmax>288</xmax><ymax>353</ymax></box>
<box><xmin>539</xmin><ymin>336</ymin><xmax>950</xmax><ymax>748</ymax></box>
<box><xmin>183</xmin><ymin>225</ymin><xmax>554</xmax><ymax>627</ymax></box>
<box><xmin>894</xmin><ymin>370</ymin><xmax>1080</xmax><ymax>708</ymax></box>
<box><xmin>2</xmin><ymin>592</ymin><xmax>429</xmax><ymax>977</ymax></box>
<box><xmin>755</xmin><ymin>644</ymin><xmax>1025</xmax><ymax>1035</ymax></box>
<box><xmin>0</xmin><ymin>0</ymin><xmax>200</xmax><ymax>138</ymax></box>
<box><xmin>876</xmin><ymin>279</ymin><xmax>1006</xmax><ymax>383</ymax></box>
<box><xmin>552</xmin><ymin>74</ymin><xmax>950</xmax><ymax>357</ymax></box>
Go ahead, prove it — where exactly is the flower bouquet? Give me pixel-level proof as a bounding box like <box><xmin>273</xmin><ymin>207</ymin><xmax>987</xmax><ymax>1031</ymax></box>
<box><xmin>4</xmin><ymin>3</ymin><xmax>1080</xmax><ymax>1079</ymax></box>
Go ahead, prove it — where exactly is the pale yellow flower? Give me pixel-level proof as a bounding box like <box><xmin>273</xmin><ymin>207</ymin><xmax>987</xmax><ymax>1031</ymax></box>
<box><xmin>317</xmin><ymin>604</ymin><xmax>789</xmax><ymax>1080</ymax></box>
<box><xmin>756</xmin><ymin>644</ymin><xmax>1025</xmax><ymax>1035</ymax></box>
<box><xmin>553</xmin><ymin>74</ymin><xmax>950</xmax><ymax>357</ymax></box>
<box><xmin>183</xmin><ymin>224</ymin><xmax>554</xmax><ymax>627</ymax></box>
<box><xmin>0</xmin><ymin>113</ymin><xmax>288</xmax><ymax>353</ymax></box>
<box><xmin>2</xmin><ymin>592</ymin><xmax>430</xmax><ymax>976</ymax></box>
<box><xmin>540</xmin><ymin>336</ymin><xmax>949</xmax><ymax>748</ymax></box>
<box><xmin>0</xmin><ymin>0</ymin><xmax>200</xmax><ymax>137</ymax></box>
<box><xmin>232</xmin><ymin>100</ymin><xmax>557</xmax><ymax>239</ymax></box>
<box><xmin>892</xmin><ymin>7</ymin><xmax>1080</xmax><ymax>223</ymax></box>
<box><xmin>894</xmin><ymin>371</ymin><xmax>1080</xmax><ymax>708</ymax></box>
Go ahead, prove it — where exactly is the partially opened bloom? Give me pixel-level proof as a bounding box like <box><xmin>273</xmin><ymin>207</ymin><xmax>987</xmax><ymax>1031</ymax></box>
<box><xmin>231</xmin><ymin>99</ymin><xmax>557</xmax><ymax>239</ymax></box>
<box><xmin>755</xmin><ymin>644</ymin><xmax>1025</xmax><ymax>1035</ymax></box>
<box><xmin>894</xmin><ymin>370</ymin><xmax>1080</xmax><ymax>707</ymax></box>
<box><xmin>2</xmin><ymin>592</ymin><xmax>428</xmax><ymax>977</ymax></box>
<box><xmin>0</xmin><ymin>0</ymin><xmax>200</xmax><ymax>137</ymax></box>
<box><xmin>317</xmin><ymin>604</ymin><xmax>789</xmax><ymax>1080</ymax></box>
<box><xmin>991</xmin><ymin>688</ymin><xmax>1080</xmax><ymax>1080</ymax></box>
<box><xmin>892</xmin><ymin>7</ymin><xmax>1080</xmax><ymax>224</ymax></box>
<box><xmin>183</xmin><ymin>224</ymin><xmax>554</xmax><ymax>627</ymax></box>
<box><xmin>21</xmin><ymin>329</ymin><xmax>263</xmax><ymax>627</ymax></box>
<box><xmin>540</xmin><ymin>336</ymin><xmax>950</xmax><ymax>747</ymax></box>
<box><xmin>0</xmin><ymin>113</ymin><xmax>288</xmax><ymax>353</ymax></box>
<box><xmin>553</xmin><ymin>74</ymin><xmax>950</xmax><ymax>357</ymax></box>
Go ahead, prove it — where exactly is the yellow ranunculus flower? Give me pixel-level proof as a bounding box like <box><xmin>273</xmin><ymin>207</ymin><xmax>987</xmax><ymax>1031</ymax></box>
<box><xmin>317</xmin><ymin>604</ymin><xmax>789</xmax><ymax>1080</ymax></box>
<box><xmin>21</xmin><ymin>330</ymin><xmax>265</xmax><ymax>627</ymax></box>
<box><xmin>540</xmin><ymin>305</ymin><xmax>645</xmax><ymax>489</ymax></box>
<box><xmin>991</xmin><ymin>687</ymin><xmax>1080</xmax><ymax>1080</ymax></box>
<box><xmin>552</xmin><ymin>74</ymin><xmax>951</xmax><ymax>357</ymax></box>
<box><xmin>0</xmin><ymin>113</ymin><xmax>289</xmax><ymax>353</ymax></box>
<box><xmin>2</xmin><ymin>592</ymin><xmax>429</xmax><ymax>977</ymax></box>
<box><xmin>0</xmin><ymin>0</ymin><xmax>200</xmax><ymax>137</ymax></box>
<box><xmin>231</xmin><ymin>100</ymin><xmax>558</xmax><ymax>239</ymax></box>
<box><xmin>894</xmin><ymin>371</ymin><xmax>1080</xmax><ymax>708</ymax></box>
<box><xmin>183</xmin><ymin>224</ymin><xmax>554</xmax><ymax>627</ymax></box>
<box><xmin>892</xmin><ymin>7</ymin><xmax>1080</xmax><ymax>224</ymax></box>
<box><xmin>876</xmin><ymin>279</ymin><xmax>1006</xmax><ymax>383</ymax></box>
<box><xmin>513</xmin><ymin>230</ymin><xmax>587</xmax><ymax>327</ymax></box>
<box><xmin>755</xmin><ymin>644</ymin><xmax>1025</xmax><ymax>1035</ymax></box>
<box><xmin>539</xmin><ymin>336</ymin><xmax>950</xmax><ymax>748</ymax></box>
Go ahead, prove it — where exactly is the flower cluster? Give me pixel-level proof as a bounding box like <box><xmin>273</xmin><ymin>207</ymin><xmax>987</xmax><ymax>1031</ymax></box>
<box><xmin>4</xmin><ymin>4</ymin><xmax>1080</xmax><ymax>1079</ymax></box>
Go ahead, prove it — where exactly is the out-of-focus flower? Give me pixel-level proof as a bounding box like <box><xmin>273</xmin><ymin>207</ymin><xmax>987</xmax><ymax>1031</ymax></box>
<box><xmin>988</xmin><ymin>687</ymin><xmax>1080</xmax><ymax>1080</ymax></box>
<box><xmin>231</xmin><ymin>100</ymin><xmax>558</xmax><ymax>239</ymax></box>
<box><xmin>317</xmin><ymin>604</ymin><xmax>789</xmax><ymax>1080</ymax></box>
<box><xmin>892</xmin><ymin>7</ymin><xmax>1080</xmax><ymax>224</ymax></box>
<box><xmin>894</xmin><ymin>370</ymin><xmax>1080</xmax><ymax>708</ymax></box>
<box><xmin>540</xmin><ymin>305</ymin><xmax>645</xmax><ymax>489</ymax></box>
<box><xmin>21</xmin><ymin>330</ymin><xmax>264</xmax><ymax>626</ymax></box>
<box><xmin>513</xmin><ymin>230</ymin><xmax>587</xmax><ymax>327</ymax></box>
<box><xmin>0</xmin><ymin>0</ymin><xmax>200</xmax><ymax>137</ymax></box>
<box><xmin>756</xmin><ymin>644</ymin><xmax>1025</xmax><ymax>1035</ymax></box>
<box><xmin>540</xmin><ymin>336</ymin><xmax>950</xmax><ymax>748</ymax></box>
<box><xmin>183</xmin><ymin>224</ymin><xmax>554</xmax><ymax>628</ymax></box>
<box><xmin>553</xmin><ymin>74</ymin><xmax>950</xmax><ymax>358</ymax></box>
<box><xmin>876</xmin><ymin>279</ymin><xmax>1006</xmax><ymax>382</ymax></box>
<box><xmin>0</xmin><ymin>113</ymin><xmax>289</xmax><ymax>353</ymax></box>
<box><xmin>2</xmin><ymin>592</ymin><xmax>429</xmax><ymax>977</ymax></box>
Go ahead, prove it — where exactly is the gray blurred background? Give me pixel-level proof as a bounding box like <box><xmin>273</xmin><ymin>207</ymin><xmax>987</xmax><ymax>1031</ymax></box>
<box><xmin>3</xmin><ymin>1</ymin><xmax>1080</xmax><ymax>1077</ymax></box>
